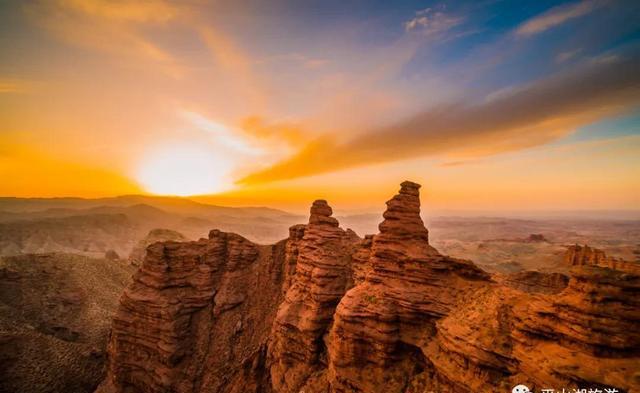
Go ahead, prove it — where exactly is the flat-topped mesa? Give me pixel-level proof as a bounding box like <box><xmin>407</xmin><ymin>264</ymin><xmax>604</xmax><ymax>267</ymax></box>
<box><xmin>378</xmin><ymin>180</ymin><xmax>429</xmax><ymax>243</ymax></box>
<box><xmin>565</xmin><ymin>244</ymin><xmax>609</xmax><ymax>266</ymax></box>
<box><xmin>309</xmin><ymin>199</ymin><xmax>339</xmax><ymax>226</ymax></box>
<box><xmin>565</xmin><ymin>244</ymin><xmax>640</xmax><ymax>274</ymax></box>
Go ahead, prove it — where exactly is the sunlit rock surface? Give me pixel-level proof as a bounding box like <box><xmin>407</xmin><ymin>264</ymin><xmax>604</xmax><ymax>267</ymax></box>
<box><xmin>99</xmin><ymin>182</ymin><xmax>640</xmax><ymax>393</ymax></box>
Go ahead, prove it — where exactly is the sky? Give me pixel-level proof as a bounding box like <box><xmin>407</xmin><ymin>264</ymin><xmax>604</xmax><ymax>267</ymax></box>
<box><xmin>0</xmin><ymin>0</ymin><xmax>639</xmax><ymax>213</ymax></box>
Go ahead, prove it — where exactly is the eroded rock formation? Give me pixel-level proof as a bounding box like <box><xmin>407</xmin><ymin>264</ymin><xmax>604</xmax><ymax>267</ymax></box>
<box><xmin>268</xmin><ymin>200</ymin><xmax>356</xmax><ymax>392</ymax></box>
<box><xmin>565</xmin><ymin>243</ymin><xmax>640</xmax><ymax>274</ymax></box>
<box><xmin>499</xmin><ymin>270</ymin><xmax>569</xmax><ymax>295</ymax></box>
<box><xmin>526</xmin><ymin>233</ymin><xmax>547</xmax><ymax>242</ymax></box>
<box><xmin>100</xmin><ymin>182</ymin><xmax>640</xmax><ymax>393</ymax></box>
<box><xmin>128</xmin><ymin>228</ymin><xmax>188</xmax><ymax>266</ymax></box>
<box><xmin>101</xmin><ymin>230</ymin><xmax>290</xmax><ymax>393</ymax></box>
<box><xmin>428</xmin><ymin>265</ymin><xmax>640</xmax><ymax>392</ymax></box>
<box><xmin>326</xmin><ymin>181</ymin><xmax>490</xmax><ymax>392</ymax></box>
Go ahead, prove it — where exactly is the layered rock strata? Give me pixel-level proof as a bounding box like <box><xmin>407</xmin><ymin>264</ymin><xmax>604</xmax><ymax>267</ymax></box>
<box><xmin>326</xmin><ymin>181</ymin><xmax>490</xmax><ymax>392</ymax></box>
<box><xmin>428</xmin><ymin>266</ymin><xmax>640</xmax><ymax>393</ymax></box>
<box><xmin>565</xmin><ymin>244</ymin><xmax>640</xmax><ymax>274</ymax></box>
<box><xmin>499</xmin><ymin>270</ymin><xmax>569</xmax><ymax>295</ymax></box>
<box><xmin>101</xmin><ymin>181</ymin><xmax>640</xmax><ymax>393</ymax></box>
<box><xmin>268</xmin><ymin>200</ymin><xmax>356</xmax><ymax>392</ymax></box>
<box><xmin>102</xmin><ymin>230</ymin><xmax>290</xmax><ymax>393</ymax></box>
<box><xmin>128</xmin><ymin>228</ymin><xmax>188</xmax><ymax>267</ymax></box>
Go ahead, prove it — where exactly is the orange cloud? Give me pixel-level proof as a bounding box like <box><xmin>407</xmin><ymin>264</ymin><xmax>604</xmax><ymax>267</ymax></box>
<box><xmin>0</xmin><ymin>79</ymin><xmax>35</xmax><ymax>94</ymax></box>
<box><xmin>240</xmin><ymin>52</ymin><xmax>640</xmax><ymax>185</ymax></box>
<box><xmin>58</xmin><ymin>0</ymin><xmax>177</xmax><ymax>23</ymax></box>
<box><xmin>240</xmin><ymin>116</ymin><xmax>308</xmax><ymax>148</ymax></box>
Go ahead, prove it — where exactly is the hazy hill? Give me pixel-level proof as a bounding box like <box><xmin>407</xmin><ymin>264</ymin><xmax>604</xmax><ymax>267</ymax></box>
<box><xmin>0</xmin><ymin>195</ymin><xmax>296</xmax><ymax>219</ymax></box>
<box><xmin>0</xmin><ymin>196</ymin><xmax>304</xmax><ymax>257</ymax></box>
<box><xmin>0</xmin><ymin>195</ymin><xmax>638</xmax><ymax>270</ymax></box>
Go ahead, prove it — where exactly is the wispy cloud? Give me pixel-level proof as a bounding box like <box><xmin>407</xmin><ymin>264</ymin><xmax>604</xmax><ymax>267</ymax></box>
<box><xmin>240</xmin><ymin>51</ymin><xmax>640</xmax><ymax>184</ymax></box>
<box><xmin>56</xmin><ymin>0</ymin><xmax>176</xmax><ymax>23</ymax></box>
<box><xmin>182</xmin><ymin>111</ymin><xmax>262</xmax><ymax>156</ymax></box>
<box><xmin>556</xmin><ymin>48</ymin><xmax>582</xmax><ymax>63</ymax></box>
<box><xmin>516</xmin><ymin>0</ymin><xmax>607</xmax><ymax>37</ymax></box>
<box><xmin>25</xmin><ymin>0</ymin><xmax>186</xmax><ymax>78</ymax></box>
<box><xmin>0</xmin><ymin>78</ymin><xmax>35</xmax><ymax>94</ymax></box>
<box><xmin>439</xmin><ymin>159</ymin><xmax>483</xmax><ymax>167</ymax></box>
<box><xmin>257</xmin><ymin>53</ymin><xmax>329</xmax><ymax>69</ymax></box>
<box><xmin>240</xmin><ymin>116</ymin><xmax>308</xmax><ymax>148</ymax></box>
<box><xmin>404</xmin><ymin>7</ymin><xmax>463</xmax><ymax>36</ymax></box>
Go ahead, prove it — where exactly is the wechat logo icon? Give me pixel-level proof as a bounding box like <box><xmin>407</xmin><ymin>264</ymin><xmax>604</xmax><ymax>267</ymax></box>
<box><xmin>512</xmin><ymin>385</ymin><xmax>531</xmax><ymax>393</ymax></box>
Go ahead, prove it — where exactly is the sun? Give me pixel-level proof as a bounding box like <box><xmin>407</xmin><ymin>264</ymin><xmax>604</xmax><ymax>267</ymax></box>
<box><xmin>136</xmin><ymin>143</ymin><xmax>233</xmax><ymax>196</ymax></box>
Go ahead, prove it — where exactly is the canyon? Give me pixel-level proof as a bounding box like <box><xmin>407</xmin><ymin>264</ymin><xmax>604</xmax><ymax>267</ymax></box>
<box><xmin>96</xmin><ymin>182</ymin><xmax>640</xmax><ymax>393</ymax></box>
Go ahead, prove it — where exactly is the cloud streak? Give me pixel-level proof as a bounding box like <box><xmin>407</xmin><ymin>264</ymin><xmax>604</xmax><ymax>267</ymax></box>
<box><xmin>556</xmin><ymin>48</ymin><xmax>582</xmax><ymax>63</ymax></box>
<box><xmin>404</xmin><ymin>7</ymin><xmax>463</xmax><ymax>36</ymax></box>
<box><xmin>516</xmin><ymin>0</ymin><xmax>607</xmax><ymax>37</ymax></box>
<box><xmin>181</xmin><ymin>111</ymin><xmax>263</xmax><ymax>156</ymax></box>
<box><xmin>240</xmin><ymin>51</ymin><xmax>640</xmax><ymax>185</ymax></box>
<box><xmin>0</xmin><ymin>78</ymin><xmax>34</xmax><ymax>94</ymax></box>
<box><xmin>26</xmin><ymin>0</ymin><xmax>186</xmax><ymax>78</ymax></box>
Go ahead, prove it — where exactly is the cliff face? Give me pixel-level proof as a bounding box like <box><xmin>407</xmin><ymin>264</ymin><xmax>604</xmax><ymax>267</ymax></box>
<box><xmin>268</xmin><ymin>200</ymin><xmax>357</xmax><ymax>393</ymax></box>
<box><xmin>428</xmin><ymin>266</ymin><xmax>640</xmax><ymax>393</ymax></box>
<box><xmin>326</xmin><ymin>182</ymin><xmax>490</xmax><ymax>393</ymax></box>
<box><xmin>102</xmin><ymin>230</ymin><xmax>291</xmax><ymax>393</ymax></box>
<box><xmin>128</xmin><ymin>228</ymin><xmax>188</xmax><ymax>267</ymax></box>
<box><xmin>564</xmin><ymin>244</ymin><xmax>640</xmax><ymax>274</ymax></box>
<box><xmin>100</xmin><ymin>182</ymin><xmax>640</xmax><ymax>393</ymax></box>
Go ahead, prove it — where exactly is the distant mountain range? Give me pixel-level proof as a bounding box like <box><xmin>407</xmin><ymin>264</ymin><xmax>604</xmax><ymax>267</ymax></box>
<box><xmin>0</xmin><ymin>195</ymin><xmax>305</xmax><ymax>257</ymax></box>
<box><xmin>0</xmin><ymin>195</ymin><xmax>298</xmax><ymax>218</ymax></box>
<box><xmin>1</xmin><ymin>195</ymin><xmax>638</xmax><ymax>262</ymax></box>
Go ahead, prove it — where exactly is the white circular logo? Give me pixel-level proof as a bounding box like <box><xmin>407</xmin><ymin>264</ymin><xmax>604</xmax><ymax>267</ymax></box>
<box><xmin>512</xmin><ymin>385</ymin><xmax>531</xmax><ymax>393</ymax></box>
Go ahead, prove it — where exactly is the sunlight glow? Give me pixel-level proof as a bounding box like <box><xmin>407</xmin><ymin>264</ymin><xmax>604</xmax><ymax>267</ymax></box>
<box><xmin>136</xmin><ymin>143</ymin><xmax>233</xmax><ymax>196</ymax></box>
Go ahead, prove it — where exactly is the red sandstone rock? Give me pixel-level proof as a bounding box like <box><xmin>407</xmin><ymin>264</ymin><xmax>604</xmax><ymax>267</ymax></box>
<box><xmin>128</xmin><ymin>228</ymin><xmax>188</xmax><ymax>267</ymax></box>
<box><xmin>499</xmin><ymin>270</ymin><xmax>569</xmax><ymax>294</ymax></box>
<box><xmin>268</xmin><ymin>200</ymin><xmax>357</xmax><ymax>393</ymax></box>
<box><xmin>102</xmin><ymin>230</ymin><xmax>290</xmax><ymax>393</ymax></box>
<box><xmin>426</xmin><ymin>265</ymin><xmax>640</xmax><ymax>392</ymax></box>
<box><xmin>326</xmin><ymin>181</ymin><xmax>490</xmax><ymax>393</ymax></box>
<box><xmin>100</xmin><ymin>181</ymin><xmax>640</xmax><ymax>393</ymax></box>
<box><xmin>526</xmin><ymin>233</ymin><xmax>547</xmax><ymax>242</ymax></box>
<box><xmin>565</xmin><ymin>243</ymin><xmax>640</xmax><ymax>274</ymax></box>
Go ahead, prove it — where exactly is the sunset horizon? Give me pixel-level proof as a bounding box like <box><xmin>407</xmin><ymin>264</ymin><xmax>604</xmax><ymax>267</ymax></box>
<box><xmin>1</xmin><ymin>0</ymin><xmax>639</xmax><ymax>213</ymax></box>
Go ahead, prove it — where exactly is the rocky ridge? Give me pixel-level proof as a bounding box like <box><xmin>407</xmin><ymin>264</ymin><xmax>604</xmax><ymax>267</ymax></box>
<box><xmin>564</xmin><ymin>243</ymin><xmax>640</xmax><ymax>274</ymax></box>
<box><xmin>128</xmin><ymin>228</ymin><xmax>188</xmax><ymax>266</ymax></box>
<box><xmin>99</xmin><ymin>182</ymin><xmax>640</xmax><ymax>393</ymax></box>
